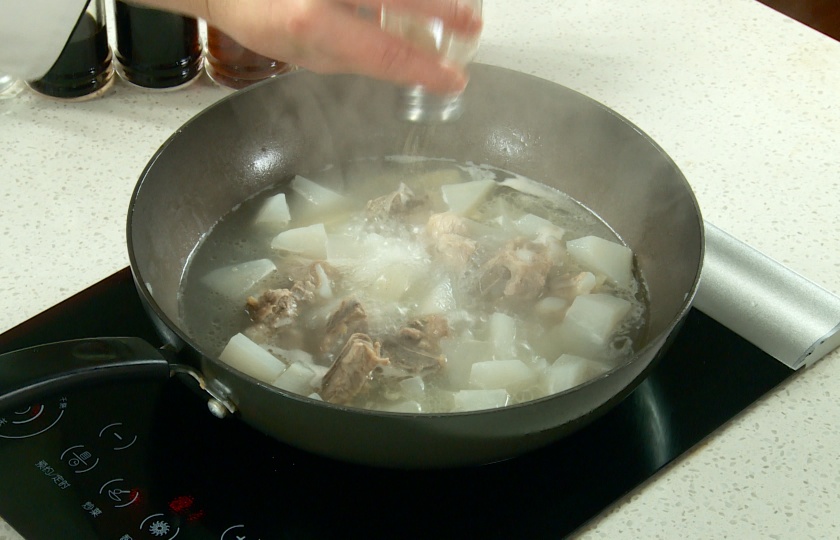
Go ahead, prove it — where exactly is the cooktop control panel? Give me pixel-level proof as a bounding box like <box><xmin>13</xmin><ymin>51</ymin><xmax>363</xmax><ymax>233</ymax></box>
<box><xmin>0</xmin><ymin>382</ymin><xmax>264</xmax><ymax>540</ymax></box>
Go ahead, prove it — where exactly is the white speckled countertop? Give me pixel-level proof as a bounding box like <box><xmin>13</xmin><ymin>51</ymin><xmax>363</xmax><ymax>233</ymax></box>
<box><xmin>1</xmin><ymin>0</ymin><xmax>839</xmax><ymax>538</ymax></box>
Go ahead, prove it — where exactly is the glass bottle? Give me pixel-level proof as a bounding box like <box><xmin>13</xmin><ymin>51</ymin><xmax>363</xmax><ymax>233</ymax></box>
<box><xmin>28</xmin><ymin>0</ymin><xmax>113</xmax><ymax>100</ymax></box>
<box><xmin>381</xmin><ymin>0</ymin><xmax>482</xmax><ymax>122</ymax></box>
<box><xmin>114</xmin><ymin>1</ymin><xmax>202</xmax><ymax>90</ymax></box>
<box><xmin>205</xmin><ymin>26</ymin><xmax>291</xmax><ymax>90</ymax></box>
<box><xmin>0</xmin><ymin>72</ymin><xmax>22</xmax><ymax>99</ymax></box>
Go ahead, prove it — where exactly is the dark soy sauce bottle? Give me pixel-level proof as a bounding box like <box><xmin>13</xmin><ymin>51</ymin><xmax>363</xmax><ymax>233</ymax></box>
<box><xmin>28</xmin><ymin>0</ymin><xmax>113</xmax><ymax>100</ymax></box>
<box><xmin>114</xmin><ymin>1</ymin><xmax>202</xmax><ymax>89</ymax></box>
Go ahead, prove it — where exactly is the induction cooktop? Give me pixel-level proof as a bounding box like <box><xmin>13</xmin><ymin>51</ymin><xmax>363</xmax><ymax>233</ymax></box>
<box><xmin>0</xmin><ymin>268</ymin><xmax>794</xmax><ymax>539</ymax></box>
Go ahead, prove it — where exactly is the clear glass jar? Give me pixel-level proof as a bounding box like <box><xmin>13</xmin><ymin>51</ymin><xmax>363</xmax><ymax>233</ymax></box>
<box><xmin>27</xmin><ymin>0</ymin><xmax>113</xmax><ymax>100</ymax></box>
<box><xmin>381</xmin><ymin>0</ymin><xmax>482</xmax><ymax>122</ymax></box>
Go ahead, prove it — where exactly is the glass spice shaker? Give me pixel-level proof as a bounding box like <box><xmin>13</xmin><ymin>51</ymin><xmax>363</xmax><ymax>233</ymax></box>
<box><xmin>114</xmin><ymin>1</ymin><xmax>202</xmax><ymax>90</ymax></box>
<box><xmin>28</xmin><ymin>0</ymin><xmax>114</xmax><ymax>101</ymax></box>
<box><xmin>381</xmin><ymin>0</ymin><xmax>482</xmax><ymax>122</ymax></box>
<box><xmin>205</xmin><ymin>26</ymin><xmax>291</xmax><ymax>90</ymax></box>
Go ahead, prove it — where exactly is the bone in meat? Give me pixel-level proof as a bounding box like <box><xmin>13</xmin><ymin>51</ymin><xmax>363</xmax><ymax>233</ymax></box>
<box><xmin>320</xmin><ymin>333</ymin><xmax>390</xmax><ymax>404</ymax></box>
<box><xmin>320</xmin><ymin>297</ymin><xmax>369</xmax><ymax>355</ymax></box>
<box><xmin>381</xmin><ymin>315</ymin><xmax>450</xmax><ymax>376</ymax></box>
<box><xmin>478</xmin><ymin>238</ymin><xmax>553</xmax><ymax>299</ymax></box>
<box><xmin>365</xmin><ymin>182</ymin><xmax>424</xmax><ymax>220</ymax></box>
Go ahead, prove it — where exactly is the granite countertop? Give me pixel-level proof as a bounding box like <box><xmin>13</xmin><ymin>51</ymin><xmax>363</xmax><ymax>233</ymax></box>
<box><xmin>2</xmin><ymin>0</ymin><xmax>839</xmax><ymax>538</ymax></box>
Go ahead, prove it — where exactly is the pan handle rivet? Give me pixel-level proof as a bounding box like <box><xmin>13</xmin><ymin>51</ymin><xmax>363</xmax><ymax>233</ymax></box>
<box><xmin>207</xmin><ymin>399</ymin><xmax>229</xmax><ymax>419</ymax></box>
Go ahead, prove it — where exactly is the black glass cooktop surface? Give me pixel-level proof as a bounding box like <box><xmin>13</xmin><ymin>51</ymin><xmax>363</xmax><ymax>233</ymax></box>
<box><xmin>0</xmin><ymin>268</ymin><xmax>794</xmax><ymax>540</ymax></box>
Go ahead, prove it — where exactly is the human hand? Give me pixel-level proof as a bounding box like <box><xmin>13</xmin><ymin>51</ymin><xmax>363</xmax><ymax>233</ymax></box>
<box><xmin>143</xmin><ymin>0</ymin><xmax>483</xmax><ymax>94</ymax></box>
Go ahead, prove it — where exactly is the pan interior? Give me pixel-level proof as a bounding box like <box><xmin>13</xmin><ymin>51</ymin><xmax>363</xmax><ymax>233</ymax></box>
<box><xmin>128</xmin><ymin>64</ymin><xmax>703</xmax><ymax>377</ymax></box>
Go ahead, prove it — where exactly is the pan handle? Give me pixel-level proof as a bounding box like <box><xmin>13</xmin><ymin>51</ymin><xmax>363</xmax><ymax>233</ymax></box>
<box><xmin>0</xmin><ymin>337</ymin><xmax>171</xmax><ymax>412</ymax></box>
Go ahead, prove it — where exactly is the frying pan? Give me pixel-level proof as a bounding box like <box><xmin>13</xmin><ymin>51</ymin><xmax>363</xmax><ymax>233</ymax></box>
<box><xmin>0</xmin><ymin>64</ymin><xmax>703</xmax><ymax>468</ymax></box>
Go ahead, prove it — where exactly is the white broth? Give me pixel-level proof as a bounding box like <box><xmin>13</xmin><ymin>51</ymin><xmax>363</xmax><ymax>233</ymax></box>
<box><xmin>179</xmin><ymin>158</ymin><xmax>648</xmax><ymax>412</ymax></box>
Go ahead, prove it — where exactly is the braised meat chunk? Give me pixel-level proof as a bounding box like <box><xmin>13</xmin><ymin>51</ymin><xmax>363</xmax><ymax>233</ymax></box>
<box><xmin>299</xmin><ymin>262</ymin><xmax>339</xmax><ymax>299</ymax></box>
<box><xmin>478</xmin><ymin>238</ymin><xmax>553</xmax><ymax>299</ymax></box>
<box><xmin>320</xmin><ymin>333</ymin><xmax>390</xmax><ymax>404</ymax></box>
<box><xmin>366</xmin><ymin>182</ymin><xmax>425</xmax><ymax>220</ymax></box>
<box><xmin>381</xmin><ymin>315</ymin><xmax>450</xmax><ymax>376</ymax></box>
<box><xmin>246</xmin><ymin>289</ymin><xmax>300</xmax><ymax>328</ymax></box>
<box><xmin>320</xmin><ymin>297</ymin><xmax>369</xmax><ymax>355</ymax></box>
<box><xmin>424</xmin><ymin>212</ymin><xmax>477</xmax><ymax>271</ymax></box>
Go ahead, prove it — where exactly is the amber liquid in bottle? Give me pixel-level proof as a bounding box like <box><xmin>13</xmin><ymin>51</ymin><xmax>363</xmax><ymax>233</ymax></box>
<box><xmin>114</xmin><ymin>1</ymin><xmax>202</xmax><ymax>89</ymax></box>
<box><xmin>205</xmin><ymin>27</ymin><xmax>290</xmax><ymax>89</ymax></box>
<box><xmin>29</xmin><ymin>13</ymin><xmax>113</xmax><ymax>99</ymax></box>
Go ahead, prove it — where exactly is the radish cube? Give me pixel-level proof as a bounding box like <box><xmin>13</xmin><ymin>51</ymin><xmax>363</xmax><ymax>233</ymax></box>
<box><xmin>254</xmin><ymin>192</ymin><xmax>291</xmax><ymax>230</ymax></box>
<box><xmin>534</xmin><ymin>296</ymin><xmax>570</xmax><ymax>319</ymax></box>
<box><xmin>290</xmin><ymin>175</ymin><xmax>346</xmax><ymax>209</ymax></box>
<box><xmin>380</xmin><ymin>400</ymin><xmax>423</xmax><ymax>413</ymax></box>
<box><xmin>514</xmin><ymin>213</ymin><xmax>565</xmax><ymax>241</ymax></box>
<box><xmin>271</xmin><ymin>223</ymin><xmax>328</xmax><ymax>259</ymax></box>
<box><xmin>272</xmin><ymin>362</ymin><xmax>316</xmax><ymax>395</ymax></box>
<box><xmin>469</xmin><ymin>359</ymin><xmax>537</xmax><ymax>390</ymax></box>
<box><xmin>441</xmin><ymin>339</ymin><xmax>494</xmax><ymax>388</ymax></box>
<box><xmin>453</xmin><ymin>389</ymin><xmax>510</xmax><ymax>411</ymax></box>
<box><xmin>200</xmin><ymin>259</ymin><xmax>276</xmax><ymax>301</ymax></box>
<box><xmin>441</xmin><ymin>179</ymin><xmax>496</xmax><ymax>216</ymax></box>
<box><xmin>566</xmin><ymin>235</ymin><xmax>633</xmax><ymax>288</ymax></box>
<box><xmin>489</xmin><ymin>312</ymin><xmax>516</xmax><ymax>358</ymax></box>
<box><xmin>416</xmin><ymin>278</ymin><xmax>457</xmax><ymax>315</ymax></box>
<box><xmin>546</xmin><ymin>354</ymin><xmax>610</xmax><ymax>394</ymax></box>
<box><xmin>399</xmin><ymin>376</ymin><xmax>426</xmax><ymax>401</ymax></box>
<box><xmin>220</xmin><ymin>333</ymin><xmax>286</xmax><ymax>383</ymax></box>
<box><xmin>555</xmin><ymin>294</ymin><xmax>632</xmax><ymax>357</ymax></box>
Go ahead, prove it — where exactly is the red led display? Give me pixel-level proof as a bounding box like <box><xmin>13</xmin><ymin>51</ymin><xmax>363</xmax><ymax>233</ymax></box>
<box><xmin>168</xmin><ymin>495</ymin><xmax>206</xmax><ymax>522</ymax></box>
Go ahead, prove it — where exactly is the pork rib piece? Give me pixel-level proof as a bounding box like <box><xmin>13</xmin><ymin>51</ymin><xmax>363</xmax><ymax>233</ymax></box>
<box><xmin>381</xmin><ymin>315</ymin><xmax>450</xmax><ymax>376</ymax></box>
<box><xmin>478</xmin><ymin>238</ymin><xmax>553</xmax><ymax>299</ymax></box>
<box><xmin>320</xmin><ymin>333</ymin><xmax>390</xmax><ymax>404</ymax></box>
<box><xmin>320</xmin><ymin>297</ymin><xmax>369</xmax><ymax>356</ymax></box>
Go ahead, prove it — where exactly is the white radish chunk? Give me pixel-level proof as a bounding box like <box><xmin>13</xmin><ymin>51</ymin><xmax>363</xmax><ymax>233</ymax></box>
<box><xmin>500</xmin><ymin>176</ymin><xmax>564</xmax><ymax>201</ymax></box>
<box><xmin>368</xmin><ymin>262</ymin><xmax>425</xmax><ymax>302</ymax></box>
<box><xmin>555</xmin><ymin>294</ymin><xmax>632</xmax><ymax>357</ymax></box>
<box><xmin>546</xmin><ymin>354</ymin><xmax>610</xmax><ymax>394</ymax></box>
<box><xmin>379</xmin><ymin>400</ymin><xmax>423</xmax><ymax>413</ymax></box>
<box><xmin>408</xmin><ymin>168</ymin><xmax>465</xmax><ymax>207</ymax></box>
<box><xmin>261</xmin><ymin>346</ymin><xmax>313</xmax><ymax>366</ymax></box>
<box><xmin>534</xmin><ymin>296</ymin><xmax>570</xmax><ymax>319</ymax></box>
<box><xmin>271</xmin><ymin>223</ymin><xmax>328</xmax><ymax>259</ymax></box>
<box><xmin>453</xmin><ymin>389</ymin><xmax>510</xmax><ymax>411</ymax></box>
<box><xmin>441</xmin><ymin>338</ymin><xmax>494</xmax><ymax>388</ymax></box>
<box><xmin>200</xmin><ymin>259</ymin><xmax>276</xmax><ymax>301</ymax></box>
<box><xmin>220</xmin><ymin>333</ymin><xmax>287</xmax><ymax>383</ymax></box>
<box><xmin>514</xmin><ymin>213</ymin><xmax>565</xmax><ymax>241</ymax></box>
<box><xmin>312</xmin><ymin>263</ymin><xmax>333</xmax><ymax>298</ymax></box>
<box><xmin>469</xmin><ymin>359</ymin><xmax>537</xmax><ymax>391</ymax></box>
<box><xmin>399</xmin><ymin>376</ymin><xmax>426</xmax><ymax>401</ymax></box>
<box><xmin>253</xmin><ymin>192</ymin><xmax>291</xmax><ymax>230</ymax></box>
<box><xmin>566</xmin><ymin>236</ymin><xmax>633</xmax><ymax>288</ymax></box>
<box><xmin>489</xmin><ymin>312</ymin><xmax>516</xmax><ymax>358</ymax></box>
<box><xmin>441</xmin><ymin>179</ymin><xmax>496</xmax><ymax>216</ymax></box>
<box><xmin>272</xmin><ymin>362</ymin><xmax>316</xmax><ymax>395</ymax></box>
<box><xmin>290</xmin><ymin>175</ymin><xmax>346</xmax><ymax>210</ymax></box>
<box><xmin>417</xmin><ymin>278</ymin><xmax>456</xmax><ymax>316</ymax></box>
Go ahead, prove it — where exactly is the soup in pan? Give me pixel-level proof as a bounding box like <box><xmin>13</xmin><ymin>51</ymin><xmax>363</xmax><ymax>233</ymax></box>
<box><xmin>180</xmin><ymin>158</ymin><xmax>648</xmax><ymax>413</ymax></box>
